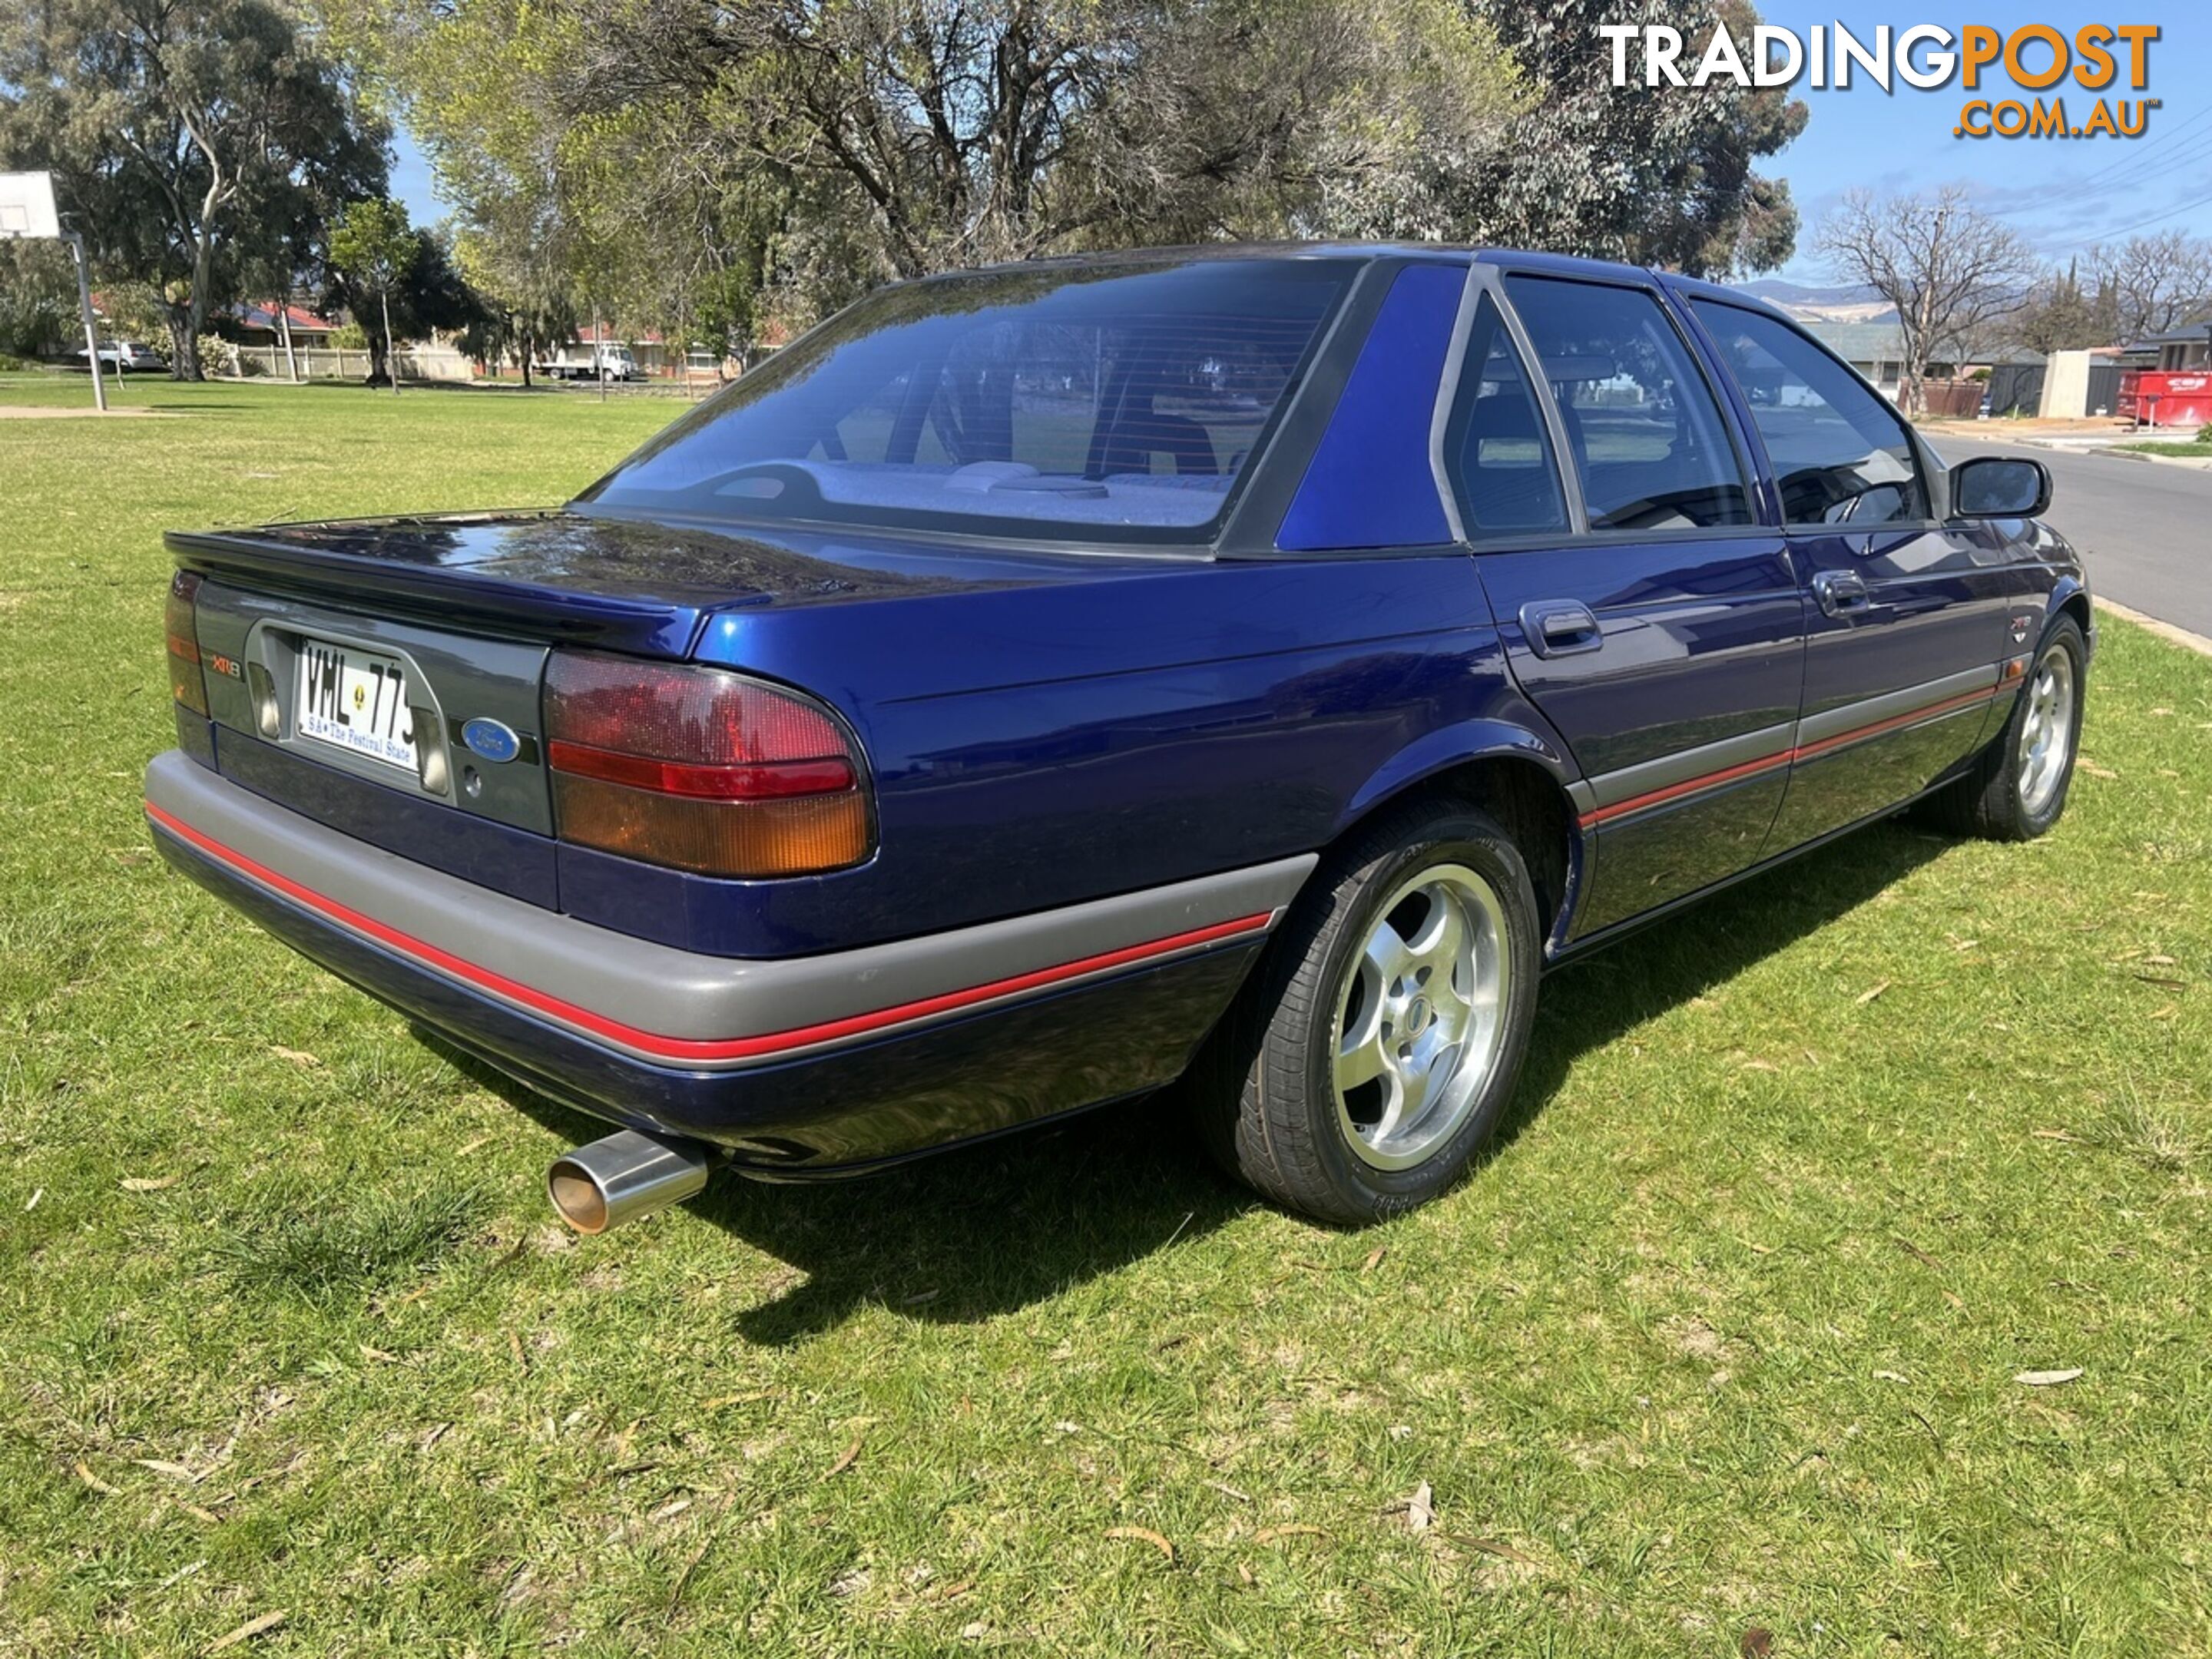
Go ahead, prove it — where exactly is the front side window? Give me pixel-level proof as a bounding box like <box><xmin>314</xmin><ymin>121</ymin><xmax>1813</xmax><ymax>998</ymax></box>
<box><xmin>1445</xmin><ymin>293</ymin><xmax>1568</xmax><ymax>539</ymax></box>
<box><xmin>581</xmin><ymin>260</ymin><xmax>1350</xmax><ymax>541</ymax></box>
<box><xmin>1691</xmin><ymin>301</ymin><xmax>1926</xmax><ymax>527</ymax></box>
<box><xmin>1504</xmin><ymin>276</ymin><xmax>1753</xmax><ymax>531</ymax></box>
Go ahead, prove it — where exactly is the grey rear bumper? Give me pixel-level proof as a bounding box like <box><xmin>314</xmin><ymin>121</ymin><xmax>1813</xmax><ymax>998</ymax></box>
<box><xmin>144</xmin><ymin>750</ymin><xmax>1313</xmax><ymax>1073</ymax></box>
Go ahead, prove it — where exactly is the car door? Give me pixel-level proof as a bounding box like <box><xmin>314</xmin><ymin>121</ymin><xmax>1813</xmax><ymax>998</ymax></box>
<box><xmin>1684</xmin><ymin>297</ymin><xmax>2023</xmax><ymax>849</ymax></box>
<box><xmin>1458</xmin><ymin>269</ymin><xmax>1806</xmax><ymax>942</ymax></box>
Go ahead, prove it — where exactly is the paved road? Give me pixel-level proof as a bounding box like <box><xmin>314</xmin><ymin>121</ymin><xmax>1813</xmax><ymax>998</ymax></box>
<box><xmin>1932</xmin><ymin>433</ymin><xmax>2212</xmax><ymax>640</ymax></box>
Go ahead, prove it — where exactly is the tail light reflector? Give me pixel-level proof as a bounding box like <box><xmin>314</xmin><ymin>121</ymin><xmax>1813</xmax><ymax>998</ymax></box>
<box><xmin>544</xmin><ymin>651</ymin><xmax>873</xmax><ymax>878</ymax></box>
<box><xmin>166</xmin><ymin>571</ymin><xmax>207</xmax><ymax>715</ymax></box>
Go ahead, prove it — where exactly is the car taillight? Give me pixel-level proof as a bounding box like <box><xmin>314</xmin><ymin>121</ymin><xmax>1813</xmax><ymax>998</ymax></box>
<box><xmin>166</xmin><ymin>571</ymin><xmax>207</xmax><ymax>715</ymax></box>
<box><xmin>544</xmin><ymin>651</ymin><xmax>873</xmax><ymax>878</ymax></box>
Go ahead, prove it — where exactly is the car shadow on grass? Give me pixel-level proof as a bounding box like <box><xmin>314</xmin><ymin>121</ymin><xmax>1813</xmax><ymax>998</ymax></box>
<box><xmin>439</xmin><ymin>818</ymin><xmax>1947</xmax><ymax>1345</ymax></box>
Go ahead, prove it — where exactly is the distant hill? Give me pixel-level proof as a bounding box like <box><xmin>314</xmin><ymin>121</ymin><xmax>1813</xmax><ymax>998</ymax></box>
<box><xmin>1737</xmin><ymin>278</ymin><xmax>1883</xmax><ymax>306</ymax></box>
<box><xmin>1734</xmin><ymin>276</ymin><xmax>1898</xmax><ymax>325</ymax></box>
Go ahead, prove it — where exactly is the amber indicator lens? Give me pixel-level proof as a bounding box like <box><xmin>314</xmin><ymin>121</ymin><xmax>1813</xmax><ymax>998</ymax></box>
<box><xmin>544</xmin><ymin>651</ymin><xmax>873</xmax><ymax>878</ymax></box>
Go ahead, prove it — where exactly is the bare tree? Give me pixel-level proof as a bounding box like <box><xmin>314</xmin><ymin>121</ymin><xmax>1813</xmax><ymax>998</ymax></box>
<box><xmin>1819</xmin><ymin>186</ymin><xmax>2037</xmax><ymax>416</ymax></box>
<box><xmin>2088</xmin><ymin>230</ymin><xmax>2212</xmax><ymax>341</ymax></box>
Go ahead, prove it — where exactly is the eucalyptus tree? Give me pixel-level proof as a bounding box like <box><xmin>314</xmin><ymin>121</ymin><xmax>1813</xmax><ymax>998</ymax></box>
<box><xmin>0</xmin><ymin>0</ymin><xmax>388</xmax><ymax>376</ymax></box>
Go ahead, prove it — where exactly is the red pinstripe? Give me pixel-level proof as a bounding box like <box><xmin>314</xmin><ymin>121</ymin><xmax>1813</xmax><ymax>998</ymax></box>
<box><xmin>1578</xmin><ymin>678</ymin><xmax>2005</xmax><ymax>830</ymax></box>
<box><xmin>145</xmin><ymin>803</ymin><xmax>1273</xmax><ymax>1066</ymax></box>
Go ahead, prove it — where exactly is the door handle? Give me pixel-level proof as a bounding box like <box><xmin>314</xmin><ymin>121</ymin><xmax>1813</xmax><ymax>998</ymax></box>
<box><xmin>1518</xmin><ymin>600</ymin><xmax>1603</xmax><ymax>658</ymax></box>
<box><xmin>1813</xmin><ymin>569</ymin><xmax>1872</xmax><ymax>618</ymax></box>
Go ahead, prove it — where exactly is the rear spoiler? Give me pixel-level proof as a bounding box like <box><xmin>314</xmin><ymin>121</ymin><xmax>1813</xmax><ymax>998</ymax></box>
<box><xmin>165</xmin><ymin>517</ymin><xmax>712</xmax><ymax>659</ymax></box>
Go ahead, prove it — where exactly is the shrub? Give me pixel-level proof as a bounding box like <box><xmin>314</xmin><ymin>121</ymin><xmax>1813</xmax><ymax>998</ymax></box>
<box><xmin>0</xmin><ymin>352</ymin><xmax>31</xmax><ymax>373</ymax></box>
<box><xmin>194</xmin><ymin>333</ymin><xmax>237</xmax><ymax>379</ymax></box>
<box><xmin>2194</xmin><ymin>422</ymin><xmax>2212</xmax><ymax>445</ymax></box>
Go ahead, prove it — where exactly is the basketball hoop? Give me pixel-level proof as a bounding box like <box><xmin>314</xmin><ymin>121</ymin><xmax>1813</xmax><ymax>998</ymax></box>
<box><xmin>1</xmin><ymin>171</ymin><xmax>110</xmax><ymax>412</ymax></box>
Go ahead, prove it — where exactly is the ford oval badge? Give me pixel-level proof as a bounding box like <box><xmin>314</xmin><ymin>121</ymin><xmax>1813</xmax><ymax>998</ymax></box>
<box><xmin>461</xmin><ymin>717</ymin><xmax>522</xmax><ymax>763</ymax></box>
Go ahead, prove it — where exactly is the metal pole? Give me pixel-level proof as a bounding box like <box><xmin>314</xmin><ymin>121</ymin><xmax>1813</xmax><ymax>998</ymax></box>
<box><xmin>65</xmin><ymin>233</ymin><xmax>106</xmax><ymax>413</ymax></box>
<box><xmin>278</xmin><ymin>287</ymin><xmax>299</xmax><ymax>383</ymax></box>
<box><xmin>381</xmin><ymin>287</ymin><xmax>399</xmax><ymax>399</ymax></box>
<box><xmin>594</xmin><ymin>304</ymin><xmax>606</xmax><ymax>402</ymax></box>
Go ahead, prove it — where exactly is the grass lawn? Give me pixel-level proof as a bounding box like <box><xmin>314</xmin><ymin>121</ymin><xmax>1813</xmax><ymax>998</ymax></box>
<box><xmin>3</xmin><ymin>376</ymin><xmax>2209</xmax><ymax>1657</ymax></box>
<box><xmin>2115</xmin><ymin>441</ymin><xmax>2212</xmax><ymax>462</ymax></box>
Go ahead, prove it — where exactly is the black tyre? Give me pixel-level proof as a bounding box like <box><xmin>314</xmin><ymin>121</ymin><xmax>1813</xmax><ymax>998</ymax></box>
<box><xmin>1192</xmin><ymin>803</ymin><xmax>1542</xmax><ymax>1225</ymax></box>
<box><xmin>1921</xmin><ymin>614</ymin><xmax>2086</xmax><ymax>841</ymax></box>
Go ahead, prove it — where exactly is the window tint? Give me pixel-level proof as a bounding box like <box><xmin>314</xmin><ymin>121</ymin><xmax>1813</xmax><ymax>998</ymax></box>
<box><xmin>1503</xmin><ymin>276</ymin><xmax>1752</xmax><ymax>531</ymax></box>
<box><xmin>1691</xmin><ymin>301</ymin><xmax>1926</xmax><ymax>526</ymax></box>
<box><xmin>1445</xmin><ymin>294</ymin><xmax>1568</xmax><ymax>538</ymax></box>
<box><xmin>586</xmin><ymin>261</ymin><xmax>1348</xmax><ymax>541</ymax></box>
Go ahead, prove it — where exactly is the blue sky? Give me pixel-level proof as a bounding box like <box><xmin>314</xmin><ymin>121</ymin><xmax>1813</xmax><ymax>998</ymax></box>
<box><xmin>384</xmin><ymin>5</ymin><xmax>2212</xmax><ymax>286</ymax></box>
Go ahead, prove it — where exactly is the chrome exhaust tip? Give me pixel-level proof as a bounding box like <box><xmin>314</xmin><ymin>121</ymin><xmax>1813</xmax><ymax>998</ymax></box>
<box><xmin>548</xmin><ymin>1129</ymin><xmax>711</xmax><ymax>1234</ymax></box>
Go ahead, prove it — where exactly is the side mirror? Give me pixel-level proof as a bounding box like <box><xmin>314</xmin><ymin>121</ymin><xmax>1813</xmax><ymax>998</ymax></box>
<box><xmin>1950</xmin><ymin>455</ymin><xmax>2051</xmax><ymax>518</ymax></box>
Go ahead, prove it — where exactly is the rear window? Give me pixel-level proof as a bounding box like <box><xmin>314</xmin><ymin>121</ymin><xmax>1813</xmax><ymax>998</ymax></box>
<box><xmin>582</xmin><ymin>260</ymin><xmax>1352</xmax><ymax>541</ymax></box>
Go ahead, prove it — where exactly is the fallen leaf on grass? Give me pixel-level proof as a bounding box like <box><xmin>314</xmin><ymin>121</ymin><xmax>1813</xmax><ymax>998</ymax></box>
<box><xmin>1458</xmin><ymin>1535</ymin><xmax>1538</xmax><ymax>1564</ymax></box>
<box><xmin>1253</xmin><ymin>1525</ymin><xmax>1326</xmax><ymax>1544</ymax></box>
<box><xmin>1896</xmin><ymin>1237</ymin><xmax>1946</xmax><ymax>1272</ymax></box>
<box><xmin>206</xmin><ymin>1611</ymin><xmax>285</xmax><ymax>1652</ymax></box>
<box><xmin>701</xmin><ymin>1389</ymin><xmax>783</xmax><ymax>1411</ymax></box>
<box><xmin>267</xmin><ymin>1047</ymin><xmax>321</xmax><ymax>1068</ymax></box>
<box><xmin>1361</xmin><ymin>1245</ymin><xmax>1387</xmax><ymax>1273</ymax></box>
<box><xmin>1855</xmin><ymin>980</ymin><xmax>1892</xmax><ymax>1005</ymax></box>
<box><xmin>2079</xmin><ymin>761</ymin><xmax>2118</xmax><ymax>780</ymax></box>
<box><xmin>74</xmin><ymin>1461</ymin><xmax>119</xmax><ymax>1495</ymax></box>
<box><xmin>2015</xmin><ymin>1367</ymin><xmax>2084</xmax><ymax>1387</ymax></box>
<box><xmin>121</xmin><ymin>1176</ymin><xmax>178</xmax><ymax>1192</ymax></box>
<box><xmin>135</xmin><ymin>1459</ymin><xmax>200</xmax><ymax>1480</ymax></box>
<box><xmin>1401</xmin><ymin>1481</ymin><xmax>1435</xmax><ymax>1532</ymax></box>
<box><xmin>25</xmin><ymin>1187</ymin><xmax>42</xmax><ymax>1211</ymax></box>
<box><xmin>179</xmin><ymin>1501</ymin><xmax>222</xmax><ymax>1524</ymax></box>
<box><xmin>2131</xmin><ymin>974</ymin><xmax>2187</xmax><ymax>990</ymax></box>
<box><xmin>506</xmin><ymin>1330</ymin><xmax>526</xmax><ymax>1371</ymax></box>
<box><xmin>1105</xmin><ymin>1525</ymin><xmax>1175</xmax><ymax>1561</ymax></box>
<box><xmin>823</xmin><ymin>1434</ymin><xmax>864</xmax><ymax>1479</ymax></box>
<box><xmin>2030</xmin><ymin>1128</ymin><xmax>2082</xmax><ymax>1143</ymax></box>
<box><xmin>1873</xmin><ymin>1369</ymin><xmax>1910</xmax><ymax>1384</ymax></box>
<box><xmin>1740</xmin><ymin>1629</ymin><xmax>1774</xmax><ymax>1658</ymax></box>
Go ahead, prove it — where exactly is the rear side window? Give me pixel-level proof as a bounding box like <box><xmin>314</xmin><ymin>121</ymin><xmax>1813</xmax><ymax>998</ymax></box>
<box><xmin>583</xmin><ymin>260</ymin><xmax>1349</xmax><ymax>542</ymax></box>
<box><xmin>1444</xmin><ymin>293</ymin><xmax>1568</xmax><ymax>539</ymax></box>
<box><xmin>1504</xmin><ymin>276</ymin><xmax>1753</xmax><ymax>532</ymax></box>
<box><xmin>1690</xmin><ymin>301</ymin><xmax>1926</xmax><ymax>527</ymax></box>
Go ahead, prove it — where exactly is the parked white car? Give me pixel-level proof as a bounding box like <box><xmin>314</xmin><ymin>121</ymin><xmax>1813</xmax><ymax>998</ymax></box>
<box><xmin>78</xmin><ymin>340</ymin><xmax>171</xmax><ymax>374</ymax></box>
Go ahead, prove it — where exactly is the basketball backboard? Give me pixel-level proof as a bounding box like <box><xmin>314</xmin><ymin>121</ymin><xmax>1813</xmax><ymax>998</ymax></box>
<box><xmin>0</xmin><ymin>171</ymin><xmax>63</xmax><ymax>240</ymax></box>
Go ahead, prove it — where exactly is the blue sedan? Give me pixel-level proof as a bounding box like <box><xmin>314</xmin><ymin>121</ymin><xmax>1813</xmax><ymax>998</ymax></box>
<box><xmin>147</xmin><ymin>246</ymin><xmax>2090</xmax><ymax>1228</ymax></box>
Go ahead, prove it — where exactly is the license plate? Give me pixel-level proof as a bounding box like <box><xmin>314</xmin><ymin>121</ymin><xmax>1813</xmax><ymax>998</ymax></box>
<box><xmin>293</xmin><ymin>638</ymin><xmax>419</xmax><ymax>771</ymax></box>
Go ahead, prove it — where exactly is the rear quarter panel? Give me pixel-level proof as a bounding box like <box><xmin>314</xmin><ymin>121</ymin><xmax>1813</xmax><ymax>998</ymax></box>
<box><xmin>608</xmin><ymin>554</ymin><xmax>1578</xmax><ymax>955</ymax></box>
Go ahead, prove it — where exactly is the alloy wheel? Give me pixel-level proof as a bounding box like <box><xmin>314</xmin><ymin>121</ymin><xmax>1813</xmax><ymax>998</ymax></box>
<box><xmin>1331</xmin><ymin>863</ymin><xmax>1512</xmax><ymax>1171</ymax></box>
<box><xmin>2016</xmin><ymin>643</ymin><xmax>2076</xmax><ymax>816</ymax></box>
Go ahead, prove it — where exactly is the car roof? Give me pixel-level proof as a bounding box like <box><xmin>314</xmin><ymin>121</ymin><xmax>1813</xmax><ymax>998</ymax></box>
<box><xmin>906</xmin><ymin>242</ymin><xmax>1793</xmax><ymax>319</ymax></box>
